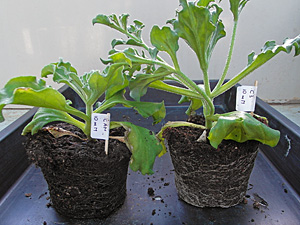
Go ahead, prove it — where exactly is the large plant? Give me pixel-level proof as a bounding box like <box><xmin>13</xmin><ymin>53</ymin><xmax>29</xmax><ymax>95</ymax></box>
<box><xmin>93</xmin><ymin>0</ymin><xmax>300</xmax><ymax>150</ymax></box>
<box><xmin>0</xmin><ymin>59</ymin><xmax>166</xmax><ymax>175</ymax></box>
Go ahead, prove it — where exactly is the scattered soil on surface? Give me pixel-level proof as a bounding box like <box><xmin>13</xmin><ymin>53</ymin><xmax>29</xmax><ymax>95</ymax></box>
<box><xmin>147</xmin><ymin>187</ymin><xmax>155</xmax><ymax>196</ymax></box>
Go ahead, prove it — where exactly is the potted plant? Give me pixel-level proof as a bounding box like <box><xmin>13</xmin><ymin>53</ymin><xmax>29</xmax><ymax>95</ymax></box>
<box><xmin>0</xmin><ymin>58</ymin><xmax>165</xmax><ymax>218</ymax></box>
<box><xmin>92</xmin><ymin>0</ymin><xmax>300</xmax><ymax>208</ymax></box>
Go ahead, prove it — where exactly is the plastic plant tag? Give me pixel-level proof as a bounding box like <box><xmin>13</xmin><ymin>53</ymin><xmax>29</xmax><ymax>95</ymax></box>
<box><xmin>91</xmin><ymin>113</ymin><xmax>110</xmax><ymax>140</ymax></box>
<box><xmin>236</xmin><ymin>86</ymin><xmax>257</xmax><ymax>112</ymax></box>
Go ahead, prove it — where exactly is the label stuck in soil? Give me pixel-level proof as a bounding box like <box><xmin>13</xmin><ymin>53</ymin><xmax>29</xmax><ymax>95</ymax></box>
<box><xmin>91</xmin><ymin>113</ymin><xmax>110</xmax><ymax>140</ymax></box>
<box><xmin>236</xmin><ymin>86</ymin><xmax>257</xmax><ymax>112</ymax></box>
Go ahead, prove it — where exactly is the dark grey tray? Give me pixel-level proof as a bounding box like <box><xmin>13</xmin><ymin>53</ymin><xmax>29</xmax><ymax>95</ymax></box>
<box><xmin>1</xmin><ymin>81</ymin><xmax>300</xmax><ymax>224</ymax></box>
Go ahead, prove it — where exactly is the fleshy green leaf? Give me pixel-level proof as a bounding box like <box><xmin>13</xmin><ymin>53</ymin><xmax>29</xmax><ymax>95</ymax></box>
<box><xmin>124</xmin><ymin>100</ymin><xmax>165</xmax><ymax>125</ymax></box>
<box><xmin>41</xmin><ymin>59</ymin><xmax>113</xmax><ymax>107</ymax></box>
<box><xmin>128</xmin><ymin>20</ymin><xmax>145</xmax><ymax>39</ymax></box>
<box><xmin>100</xmin><ymin>52</ymin><xmax>132</xmax><ymax>99</ymax></box>
<box><xmin>212</xmin><ymin>35</ymin><xmax>300</xmax><ymax>98</ymax></box>
<box><xmin>111</xmin><ymin>121</ymin><xmax>163</xmax><ymax>175</ymax></box>
<box><xmin>85</xmin><ymin>70</ymin><xmax>108</xmax><ymax>105</ymax></box>
<box><xmin>148</xmin><ymin>48</ymin><xmax>158</xmax><ymax>60</ymax></box>
<box><xmin>41</xmin><ymin>59</ymin><xmax>87</xmax><ymax>101</ymax></box>
<box><xmin>229</xmin><ymin>0</ymin><xmax>249</xmax><ymax>21</ymax></box>
<box><xmin>92</xmin><ymin>14</ymin><xmax>114</xmax><ymax>27</ymax></box>
<box><xmin>104</xmin><ymin>64</ymin><xmax>129</xmax><ymax>99</ymax></box>
<box><xmin>178</xmin><ymin>95</ymin><xmax>203</xmax><ymax>115</ymax></box>
<box><xmin>103</xmin><ymin>91</ymin><xmax>166</xmax><ymax>124</ymax></box>
<box><xmin>207</xmin><ymin>4</ymin><xmax>226</xmax><ymax>60</ymax></box>
<box><xmin>123</xmin><ymin>48</ymin><xmax>153</xmax><ymax>64</ymax></box>
<box><xmin>111</xmin><ymin>38</ymin><xmax>144</xmax><ymax>48</ymax></box>
<box><xmin>208</xmin><ymin>111</ymin><xmax>280</xmax><ymax>148</ymax></box>
<box><xmin>23</xmin><ymin>107</ymin><xmax>84</xmax><ymax>135</ymax></box>
<box><xmin>230</xmin><ymin>35</ymin><xmax>300</xmax><ymax>84</ymax></box>
<box><xmin>248</xmin><ymin>36</ymin><xmax>300</xmax><ymax>65</ymax></box>
<box><xmin>197</xmin><ymin>0</ymin><xmax>215</xmax><ymax>7</ymax></box>
<box><xmin>0</xmin><ymin>76</ymin><xmax>86</xmax><ymax>122</ymax></box>
<box><xmin>120</xmin><ymin>14</ymin><xmax>129</xmax><ymax>31</ymax></box>
<box><xmin>150</xmin><ymin>26</ymin><xmax>179</xmax><ymax>60</ymax></box>
<box><xmin>93</xmin><ymin>13</ymin><xmax>145</xmax><ymax>45</ymax></box>
<box><xmin>169</xmin><ymin>0</ymin><xmax>225</xmax><ymax>73</ymax></box>
<box><xmin>109</xmin><ymin>52</ymin><xmax>132</xmax><ymax>66</ymax></box>
<box><xmin>129</xmin><ymin>67</ymin><xmax>172</xmax><ymax>101</ymax></box>
<box><xmin>178</xmin><ymin>84</ymin><xmax>204</xmax><ymax>115</ymax></box>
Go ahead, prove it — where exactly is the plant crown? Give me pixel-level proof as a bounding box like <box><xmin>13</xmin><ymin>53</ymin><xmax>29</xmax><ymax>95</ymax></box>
<box><xmin>92</xmin><ymin>0</ymin><xmax>300</xmax><ymax>150</ymax></box>
<box><xmin>0</xmin><ymin>58</ymin><xmax>166</xmax><ymax>175</ymax></box>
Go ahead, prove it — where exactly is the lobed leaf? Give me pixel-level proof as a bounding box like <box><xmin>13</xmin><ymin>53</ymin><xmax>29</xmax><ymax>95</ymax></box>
<box><xmin>104</xmin><ymin>64</ymin><xmax>129</xmax><ymax>100</ymax></box>
<box><xmin>150</xmin><ymin>26</ymin><xmax>179</xmax><ymax>60</ymax></box>
<box><xmin>123</xmin><ymin>48</ymin><xmax>154</xmax><ymax>64</ymax></box>
<box><xmin>179</xmin><ymin>95</ymin><xmax>203</xmax><ymax>116</ymax></box>
<box><xmin>129</xmin><ymin>67</ymin><xmax>172</xmax><ymax>101</ymax></box>
<box><xmin>92</xmin><ymin>14</ymin><xmax>114</xmax><ymax>27</ymax></box>
<box><xmin>42</xmin><ymin>59</ymin><xmax>112</xmax><ymax>107</ymax></box>
<box><xmin>169</xmin><ymin>0</ymin><xmax>225</xmax><ymax>73</ymax></box>
<box><xmin>111</xmin><ymin>38</ymin><xmax>144</xmax><ymax>48</ymax></box>
<box><xmin>85</xmin><ymin>70</ymin><xmax>108</xmax><ymax>105</ymax></box>
<box><xmin>208</xmin><ymin>111</ymin><xmax>280</xmax><ymax>148</ymax></box>
<box><xmin>177</xmin><ymin>84</ymin><xmax>205</xmax><ymax>115</ymax></box>
<box><xmin>228</xmin><ymin>35</ymin><xmax>300</xmax><ymax>86</ymax></box>
<box><xmin>247</xmin><ymin>36</ymin><xmax>300</xmax><ymax>66</ymax></box>
<box><xmin>229</xmin><ymin>0</ymin><xmax>249</xmax><ymax>21</ymax></box>
<box><xmin>93</xmin><ymin>13</ymin><xmax>145</xmax><ymax>44</ymax></box>
<box><xmin>41</xmin><ymin>59</ymin><xmax>87</xmax><ymax>101</ymax></box>
<box><xmin>0</xmin><ymin>76</ymin><xmax>85</xmax><ymax>122</ymax></box>
<box><xmin>111</xmin><ymin>121</ymin><xmax>163</xmax><ymax>175</ymax></box>
<box><xmin>197</xmin><ymin>0</ymin><xmax>215</xmax><ymax>7</ymax></box>
<box><xmin>103</xmin><ymin>91</ymin><xmax>166</xmax><ymax>124</ymax></box>
<box><xmin>128</xmin><ymin>20</ymin><xmax>145</xmax><ymax>39</ymax></box>
<box><xmin>206</xmin><ymin>4</ymin><xmax>226</xmax><ymax>61</ymax></box>
<box><xmin>22</xmin><ymin>108</ymin><xmax>85</xmax><ymax>135</ymax></box>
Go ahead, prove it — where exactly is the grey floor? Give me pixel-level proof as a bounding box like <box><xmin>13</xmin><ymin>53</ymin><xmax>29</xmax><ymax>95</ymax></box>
<box><xmin>0</xmin><ymin>104</ymin><xmax>300</xmax><ymax>132</ymax></box>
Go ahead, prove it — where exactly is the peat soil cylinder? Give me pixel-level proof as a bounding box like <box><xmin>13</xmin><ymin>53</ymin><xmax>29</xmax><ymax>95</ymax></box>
<box><xmin>163</xmin><ymin>125</ymin><xmax>259</xmax><ymax>208</ymax></box>
<box><xmin>25</xmin><ymin>123</ymin><xmax>131</xmax><ymax>219</ymax></box>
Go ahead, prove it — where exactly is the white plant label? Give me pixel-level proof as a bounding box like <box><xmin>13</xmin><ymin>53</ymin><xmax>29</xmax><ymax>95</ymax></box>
<box><xmin>91</xmin><ymin>113</ymin><xmax>110</xmax><ymax>140</ymax></box>
<box><xmin>236</xmin><ymin>86</ymin><xmax>257</xmax><ymax>112</ymax></box>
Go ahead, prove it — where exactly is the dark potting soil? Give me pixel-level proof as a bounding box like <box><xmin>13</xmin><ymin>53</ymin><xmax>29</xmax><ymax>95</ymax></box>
<box><xmin>165</xmin><ymin>114</ymin><xmax>259</xmax><ymax>163</ymax></box>
<box><xmin>163</xmin><ymin>115</ymin><xmax>259</xmax><ymax>208</ymax></box>
<box><xmin>24</xmin><ymin>123</ymin><xmax>131</xmax><ymax>219</ymax></box>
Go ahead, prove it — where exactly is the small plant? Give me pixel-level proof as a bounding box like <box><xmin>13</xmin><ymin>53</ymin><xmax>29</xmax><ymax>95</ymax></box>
<box><xmin>0</xmin><ymin>58</ymin><xmax>166</xmax><ymax>175</ymax></box>
<box><xmin>93</xmin><ymin>0</ymin><xmax>300</xmax><ymax>150</ymax></box>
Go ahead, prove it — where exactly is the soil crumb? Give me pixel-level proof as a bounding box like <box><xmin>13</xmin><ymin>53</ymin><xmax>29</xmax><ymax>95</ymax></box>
<box><xmin>148</xmin><ymin>187</ymin><xmax>155</xmax><ymax>196</ymax></box>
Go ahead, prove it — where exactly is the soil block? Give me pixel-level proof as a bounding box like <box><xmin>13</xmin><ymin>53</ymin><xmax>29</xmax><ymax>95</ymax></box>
<box><xmin>164</xmin><ymin>123</ymin><xmax>259</xmax><ymax>207</ymax></box>
<box><xmin>24</xmin><ymin>123</ymin><xmax>131</xmax><ymax>219</ymax></box>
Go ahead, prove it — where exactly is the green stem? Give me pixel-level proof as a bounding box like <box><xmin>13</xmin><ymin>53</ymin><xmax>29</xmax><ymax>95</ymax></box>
<box><xmin>133</xmin><ymin>56</ymin><xmax>215</xmax><ymax>120</ymax></box>
<box><xmin>212</xmin><ymin>19</ymin><xmax>238</xmax><ymax>96</ymax></box>
<box><xmin>94</xmin><ymin>101</ymin><xmax>116</xmax><ymax>114</ymax></box>
<box><xmin>84</xmin><ymin>104</ymin><xmax>93</xmax><ymax>138</ymax></box>
<box><xmin>149</xmin><ymin>82</ymin><xmax>205</xmax><ymax>100</ymax></box>
<box><xmin>202</xmin><ymin>69</ymin><xmax>211</xmax><ymax>97</ymax></box>
<box><xmin>66</xmin><ymin>106</ymin><xmax>89</xmax><ymax>122</ymax></box>
<box><xmin>68</xmin><ymin>83</ymin><xmax>88</xmax><ymax>103</ymax></box>
<box><xmin>175</xmin><ymin>71</ymin><xmax>214</xmax><ymax>117</ymax></box>
<box><xmin>211</xmin><ymin>66</ymin><xmax>256</xmax><ymax>98</ymax></box>
<box><xmin>117</xmin><ymin>23</ymin><xmax>215</xmax><ymax>115</ymax></box>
